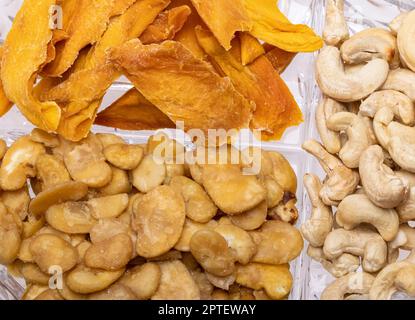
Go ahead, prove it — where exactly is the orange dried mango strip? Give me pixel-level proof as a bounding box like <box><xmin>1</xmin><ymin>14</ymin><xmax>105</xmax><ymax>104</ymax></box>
<box><xmin>264</xmin><ymin>45</ymin><xmax>297</xmax><ymax>74</ymax></box>
<box><xmin>95</xmin><ymin>88</ymin><xmax>175</xmax><ymax>130</ymax></box>
<box><xmin>243</xmin><ymin>0</ymin><xmax>323</xmax><ymax>53</ymax></box>
<box><xmin>140</xmin><ymin>5</ymin><xmax>191</xmax><ymax>44</ymax></box>
<box><xmin>240</xmin><ymin>32</ymin><xmax>265</xmax><ymax>66</ymax></box>
<box><xmin>195</xmin><ymin>27</ymin><xmax>302</xmax><ymax>140</ymax></box>
<box><xmin>47</xmin><ymin>0</ymin><xmax>171</xmax><ymax>141</ymax></box>
<box><xmin>109</xmin><ymin>39</ymin><xmax>253</xmax><ymax>133</ymax></box>
<box><xmin>110</xmin><ymin>0</ymin><xmax>137</xmax><ymax>16</ymax></box>
<box><xmin>43</xmin><ymin>0</ymin><xmax>127</xmax><ymax>77</ymax></box>
<box><xmin>0</xmin><ymin>46</ymin><xmax>13</xmax><ymax>117</ymax></box>
<box><xmin>172</xmin><ymin>0</ymin><xmax>206</xmax><ymax>60</ymax></box>
<box><xmin>0</xmin><ymin>0</ymin><xmax>61</xmax><ymax>131</ymax></box>
<box><xmin>190</xmin><ymin>0</ymin><xmax>252</xmax><ymax>50</ymax></box>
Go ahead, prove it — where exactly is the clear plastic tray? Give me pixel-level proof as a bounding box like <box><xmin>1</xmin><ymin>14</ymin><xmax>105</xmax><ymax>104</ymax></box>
<box><xmin>0</xmin><ymin>0</ymin><xmax>413</xmax><ymax>300</ymax></box>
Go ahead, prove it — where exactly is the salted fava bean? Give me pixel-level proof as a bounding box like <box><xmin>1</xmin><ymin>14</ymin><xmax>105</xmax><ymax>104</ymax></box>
<box><xmin>0</xmin><ymin>202</ymin><xmax>21</xmax><ymax>264</ymax></box>
<box><xmin>147</xmin><ymin>133</ymin><xmax>185</xmax><ymax>161</ymax></box>
<box><xmin>188</xmin><ymin>163</ymin><xmax>204</xmax><ymax>185</ymax></box>
<box><xmin>76</xmin><ymin>241</ymin><xmax>92</xmax><ymax>262</ymax></box>
<box><xmin>250</xmin><ymin>221</ymin><xmax>303</xmax><ymax>265</ymax></box>
<box><xmin>132</xmin><ymin>154</ymin><xmax>166</xmax><ymax>193</ymax></box>
<box><xmin>263</xmin><ymin>176</ymin><xmax>284</xmax><ymax>209</ymax></box>
<box><xmin>0</xmin><ymin>139</ymin><xmax>7</xmax><ymax>160</ymax></box>
<box><xmin>202</xmin><ymin>164</ymin><xmax>266</xmax><ymax>215</ymax></box>
<box><xmin>29</xmin><ymin>181</ymin><xmax>88</xmax><ymax>216</ymax></box>
<box><xmin>85</xmin><ymin>234</ymin><xmax>132</xmax><ymax>271</ymax></box>
<box><xmin>214</xmin><ymin>218</ymin><xmax>257</xmax><ymax>265</ymax></box>
<box><xmin>175</xmin><ymin>219</ymin><xmax>217</xmax><ymax>252</ymax></box>
<box><xmin>66</xmin><ymin>265</ymin><xmax>125</xmax><ymax>294</ymax></box>
<box><xmin>22</xmin><ymin>214</ymin><xmax>45</xmax><ymax>239</ymax></box>
<box><xmin>98</xmin><ymin>166</ymin><xmax>131</xmax><ymax>196</ymax></box>
<box><xmin>120</xmin><ymin>263</ymin><xmax>161</xmax><ymax>300</ymax></box>
<box><xmin>190</xmin><ymin>229</ymin><xmax>236</xmax><ymax>276</ymax></box>
<box><xmin>170</xmin><ymin>176</ymin><xmax>217</xmax><ymax>223</ymax></box>
<box><xmin>35</xmin><ymin>289</ymin><xmax>64</xmax><ymax>300</ymax></box>
<box><xmin>30</xmin><ymin>129</ymin><xmax>59</xmax><ymax>148</ymax></box>
<box><xmin>18</xmin><ymin>238</ymin><xmax>34</xmax><ymax>263</ymax></box>
<box><xmin>90</xmin><ymin>219</ymin><xmax>131</xmax><ymax>244</ymax></box>
<box><xmin>30</xmin><ymin>234</ymin><xmax>78</xmax><ymax>273</ymax></box>
<box><xmin>45</xmin><ymin>201</ymin><xmax>97</xmax><ymax>234</ymax></box>
<box><xmin>19</xmin><ymin>263</ymin><xmax>50</xmax><ymax>285</ymax></box>
<box><xmin>58</xmin><ymin>276</ymin><xmax>88</xmax><ymax>300</ymax></box>
<box><xmin>152</xmin><ymin>260</ymin><xmax>200</xmax><ymax>300</ymax></box>
<box><xmin>87</xmin><ymin>194</ymin><xmax>129</xmax><ymax>219</ymax></box>
<box><xmin>104</xmin><ymin>144</ymin><xmax>144</xmax><ymax>170</ymax></box>
<box><xmin>206</xmin><ymin>272</ymin><xmax>236</xmax><ymax>290</ymax></box>
<box><xmin>266</xmin><ymin>151</ymin><xmax>297</xmax><ymax>194</ymax></box>
<box><xmin>269</xmin><ymin>196</ymin><xmax>299</xmax><ymax>224</ymax></box>
<box><xmin>96</xmin><ymin>133</ymin><xmax>126</xmax><ymax>148</ymax></box>
<box><xmin>133</xmin><ymin>186</ymin><xmax>185</xmax><ymax>258</ymax></box>
<box><xmin>88</xmin><ymin>283</ymin><xmax>137</xmax><ymax>300</ymax></box>
<box><xmin>190</xmin><ymin>269</ymin><xmax>214</xmax><ymax>299</ymax></box>
<box><xmin>36</xmin><ymin>154</ymin><xmax>71</xmax><ymax>190</ymax></box>
<box><xmin>0</xmin><ymin>136</ymin><xmax>45</xmax><ymax>191</ymax></box>
<box><xmin>211</xmin><ymin>289</ymin><xmax>230</xmax><ymax>300</ymax></box>
<box><xmin>62</xmin><ymin>134</ymin><xmax>112</xmax><ymax>188</ymax></box>
<box><xmin>164</xmin><ymin>164</ymin><xmax>185</xmax><ymax>184</ymax></box>
<box><xmin>230</xmin><ymin>201</ymin><xmax>267</xmax><ymax>231</ymax></box>
<box><xmin>236</xmin><ymin>263</ymin><xmax>293</xmax><ymax>300</ymax></box>
<box><xmin>22</xmin><ymin>284</ymin><xmax>49</xmax><ymax>300</ymax></box>
<box><xmin>149</xmin><ymin>250</ymin><xmax>182</xmax><ymax>262</ymax></box>
<box><xmin>1</xmin><ymin>187</ymin><xmax>30</xmax><ymax>221</ymax></box>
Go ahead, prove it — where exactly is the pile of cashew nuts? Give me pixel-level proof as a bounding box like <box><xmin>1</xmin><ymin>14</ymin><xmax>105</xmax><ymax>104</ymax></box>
<box><xmin>301</xmin><ymin>0</ymin><xmax>415</xmax><ymax>300</ymax></box>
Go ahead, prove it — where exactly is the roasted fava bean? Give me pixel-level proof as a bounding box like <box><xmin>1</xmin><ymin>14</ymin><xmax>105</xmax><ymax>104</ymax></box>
<box><xmin>104</xmin><ymin>143</ymin><xmax>144</xmax><ymax>170</ymax></box>
<box><xmin>170</xmin><ymin>176</ymin><xmax>217</xmax><ymax>223</ymax></box>
<box><xmin>88</xmin><ymin>283</ymin><xmax>137</xmax><ymax>300</ymax></box>
<box><xmin>132</xmin><ymin>154</ymin><xmax>166</xmax><ymax>193</ymax></box>
<box><xmin>87</xmin><ymin>194</ymin><xmax>129</xmax><ymax>219</ymax></box>
<box><xmin>1</xmin><ymin>186</ymin><xmax>30</xmax><ymax>220</ymax></box>
<box><xmin>190</xmin><ymin>229</ymin><xmax>236</xmax><ymax>277</ymax></box>
<box><xmin>29</xmin><ymin>234</ymin><xmax>78</xmax><ymax>273</ymax></box>
<box><xmin>230</xmin><ymin>201</ymin><xmax>267</xmax><ymax>231</ymax></box>
<box><xmin>120</xmin><ymin>263</ymin><xmax>161</xmax><ymax>300</ymax></box>
<box><xmin>19</xmin><ymin>262</ymin><xmax>50</xmax><ymax>285</ymax></box>
<box><xmin>164</xmin><ymin>163</ymin><xmax>185</xmax><ymax>184</ymax></box>
<box><xmin>132</xmin><ymin>186</ymin><xmax>185</xmax><ymax>258</ymax></box>
<box><xmin>0</xmin><ymin>202</ymin><xmax>21</xmax><ymax>264</ymax></box>
<box><xmin>97</xmin><ymin>165</ymin><xmax>131</xmax><ymax>196</ymax></box>
<box><xmin>85</xmin><ymin>233</ymin><xmax>132</xmax><ymax>271</ymax></box>
<box><xmin>175</xmin><ymin>219</ymin><xmax>217</xmax><ymax>252</ymax></box>
<box><xmin>36</xmin><ymin>154</ymin><xmax>71</xmax><ymax>190</ymax></box>
<box><xmin>22</xmin><ymin>284</ymin><xmax>49</xmax><ymax>300</ymax></box>
<box><xmin>30</xmin><ymin>129</ymin><xmax>59</xmax><ymax>148</ymax></box>
<box><xmin>96</xmin><ymin>133</ymin><xmax>126</xmax><ymax>148</ymax></box>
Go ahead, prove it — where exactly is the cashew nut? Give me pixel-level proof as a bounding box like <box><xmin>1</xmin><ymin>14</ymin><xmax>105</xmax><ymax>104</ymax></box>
<box><xmin>323</xmin><ymin>0</ymin><xmax>349</xmax><ymax>46</ymax></box>
<box><xmin>316</xmin><ymin>46</ymin><xmax>389</xmax><ymax>102</ymax></box>
<box><xmin>340</xmin><ymin>28</ymin><xmax>397</xmax><ymax>65</ymax></box>
<box><xmin>323</xmin><ymin>227</ymin><xmax>387</xmax><ymax>273</ymax></box>
<box><xmin>326</xmin><ymin>112</ymin><xmax>375</xmax><ymax>168</ymax></box>
<box><xmin>336</xmin><ymin>194</ymin><xmax>400</xmax><ymax>241</ymax></box>
<box><xmin>396</xmin><ymin>171</ymin><xmax>415</xmax><ymax>222</ymax></box>
<box><xmin>360</xmin><ymin>90</ymin><xmax>415</xmax><ymax>126</ymax></box>
<box><xmin>382</xmin><ymin>68</ymin><xmax>415</xmax><ymax>100</ymax></box>
<box><xmin>321</xmin><ymin>272</ymin><xmax>375</xmax><ymax>300</ymax></box>
<box><xmin>302</xmin><ymin>140</ymin><xmax>360</xmax><ymax>205</ymax></box>
<box><xmin>307</xmin><ymin>246</ymin><xmax>360</xmax><ymax>278</ymax></box>
<box><xmin>316</xmin><ymin>97</ymin><xmax>346</xmax><ymax>154</ymax></box>
<box><xmin>370</xmin><ymin>261</ymin><xmax>415</xmax><ymax>300</ymax></box>
<box><xmin>301</xmin><ymin>174</ymin><xmax>333</xmax><ymax>247</ymax></box>
<box><xmin>389</xmin><ymin>12</ymin><xmax>409</xmax><ymax>35</ymax></box>
<box><xmin>359</xmin><ymin>145</ymin><xmax>409</xmax><ymax>209</ymax></box>
<box><xmin>397</xmin><ymin>10</ymin><xmax>415</xmax><ymax>72</ymax></box>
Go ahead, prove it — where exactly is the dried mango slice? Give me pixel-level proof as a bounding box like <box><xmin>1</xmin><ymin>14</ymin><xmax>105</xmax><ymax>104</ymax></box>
<box><xmin>44</xmin><ymin>0</ymin><xmax>170</xmax><ymax>141</ymax></box>
<box><xmin>240</xmin><ymin>32</ymin><xmax>265</xmax><ymax>65</ymax></box>
<box><xmin>43</xmin><ymin>30</ymin><xmax>69</xmax><ymax>69</ymax></box>
<box><xmin>110</xmin><ymin>0</ymin><xmax>137</xmax><ymax>16</ymax></box>
<box><xmin>109</xmin><ymin>39</ymin><xmax>253</xmax><ymax>133</ymax></box>
<box><xmin>95</xmin><ymin>88</ymin><xmax>175</xmax><ymax>130</ymax></box>
<box><xmin>0</xmin><ymin>0</ymin><xmax>61</xmax><ymax>131</ymax></box>
<box><xmin>242</xmin><ymin>0</ymin><xmax>323</xmax><ymax>52</ymax></box>
<box><xmin>140</xmin><ymin>5</ymin><xmax>191</xmax><ymax>44</ymax></box>
<box><xmin>43</xmin><ymin>0</ymin><xmax>123</xmax><ymax>77</ymax></box>
<box><xmin>195</xmin><ymin>27</ymin><xmax>302</xmax><ymax>140</ymax></box>
<box><xmin>264</xmin><ymin>45</ymin><xmax>297</xmax><ymax>74</ymax></box>
<box><xmin>0</xmin><ymin>46</ymin><xmax>13</xmax><ymax>117</ymax></box>
<box><xmin>172</xmin><ymin>0</ymin><xmax>206</xmax><ymax>60</ymax></box>
<box><xmin>190</xmin><ymin>0</ymin><xmax>252</xmax><ymax>50</ymax></box>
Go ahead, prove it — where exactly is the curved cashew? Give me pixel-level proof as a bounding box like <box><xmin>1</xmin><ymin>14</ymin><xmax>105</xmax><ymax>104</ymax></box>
<box><xmin>370</xmin><ymin>261</ymin><xmax>415</xmax><ymax>300</ymax></box>
<box><xmin>389</xmin><ymin>12</ymin><xmax>409</xmax><ymax>36</ymax></box>
<box><xmin>323</xmin><ymin>227</ymin><xmax>387</xmax><ymax>273</ymax></box>
<box><xmin>326</xmin><ymin>112</ymin><xmax>375</xmax><ymax>168</ymax></box>
<box><xmin>336</xmin><ymin>194</ymin><xmax>400</xmax><ymax>241</ymax></box>
<box><xmin>397</xmin><ymin>10</ymin><xmax>415</xmax><ymax>72</ymax></box>
<box><xmin>307</xmin><ymin>246</ymin><xmax>359</xmax><ymax>278</ymax></box>
<box><xmin>382</xmin><ymin>68</ymin><xmax>415</xmax><ymax>101</ymax></box>
<box><xmin>396</xmin><ymin>171</ymin><xmax>415</xmax><ymax>222</ymax></box>
<box><xmin>316</xmin><ymin>46</ymin><xmax>390</xmax><ymax>102</ymax></box>
<box><xmin>321</xmin><ymin>272</ymin><xmax>375</xmax><ymax>300</ymax></box>
<box><xmin>301</xmin><ymin>174</ymin><xmax>333</xmax><ymax>247</ymax></box>
<box><xmin>316</xmin><ymin>97</ymin><xmax>346</xmax><ymax>154</ymax></box>
<box><xmin>341</xmin><ymin>28</ymin><xmax>397</xmax><ymax>65</ymax></box>
<box><xmin>359</xmin><ymin>145</ymin><xmax>409</xmax><ymax>209</ymax></box>
<box><xmin>302</xmin><ymin>140</ymin><xmax>359</xmax><ymax>206</ymax></box>
<box><xmin>374</xmin><ymin>107</ymin><xmax>415</xmax><ymax>173</ymax></box>
<box><xmin>323</xmin><ymin>0</ymin><xmax>349</xmax><ymax>46</ymax></box>
<box><xmin>360</xmin><ymin>90</ymin><xmax>415</xmax><ymax>126</ymax></box>
<box><xmin>388</xmin><ymin>224</ymin><xmax>415</xmax><ymax>263</ymax></box>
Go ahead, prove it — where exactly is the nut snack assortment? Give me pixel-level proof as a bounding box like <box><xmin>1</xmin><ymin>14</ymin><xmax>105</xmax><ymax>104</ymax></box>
<box><xmin>303</xmin><ymin>0</ymin><xmax>415</xmax><ymax>300</ymax></box>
